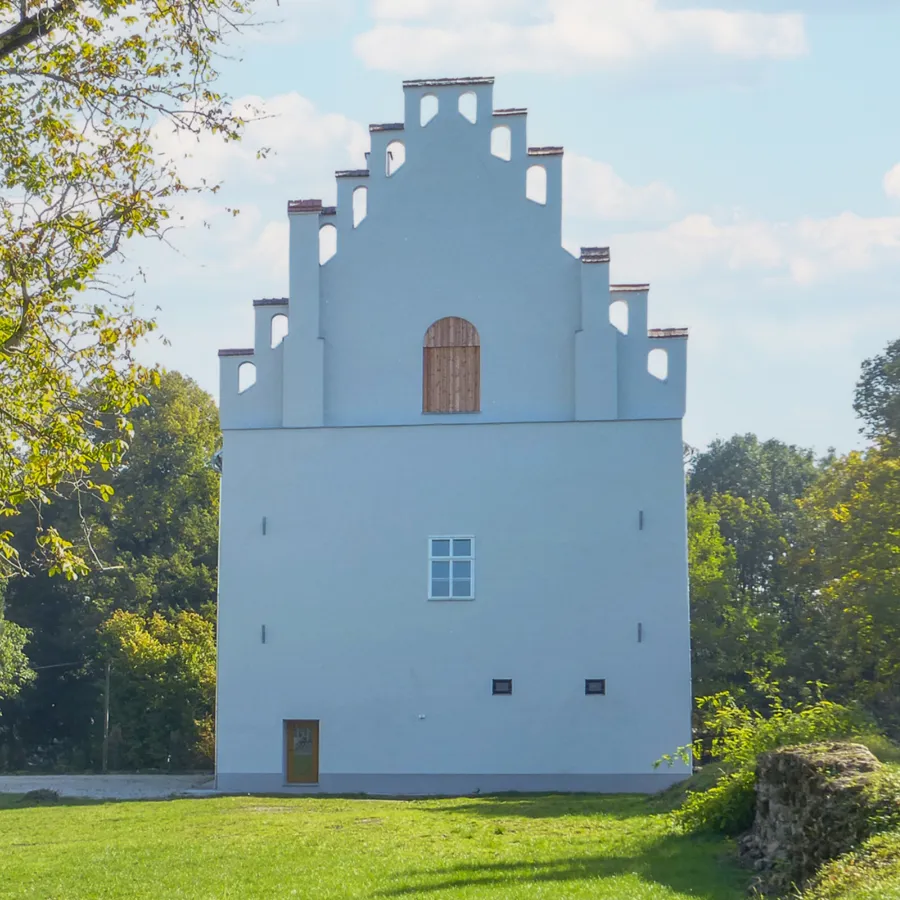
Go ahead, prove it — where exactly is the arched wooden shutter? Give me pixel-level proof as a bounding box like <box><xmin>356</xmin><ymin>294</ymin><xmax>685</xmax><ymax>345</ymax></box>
<box><xmin>423</xmin><ymin>317</ymin><xmax>480</xmax><ymax>413</ymax></box>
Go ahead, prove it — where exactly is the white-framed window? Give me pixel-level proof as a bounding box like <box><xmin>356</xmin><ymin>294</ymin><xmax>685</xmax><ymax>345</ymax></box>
<box><xmin>428</xmin><ymin>536</ymin><xmax>474</xmax><ymax>600</ymax></box>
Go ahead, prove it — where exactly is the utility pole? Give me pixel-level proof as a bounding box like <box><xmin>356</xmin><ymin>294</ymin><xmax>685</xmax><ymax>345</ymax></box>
<box><xmin>102</xmin><ymin>660</ymin><xmax>110</xmax><ymax>773</ymax></box>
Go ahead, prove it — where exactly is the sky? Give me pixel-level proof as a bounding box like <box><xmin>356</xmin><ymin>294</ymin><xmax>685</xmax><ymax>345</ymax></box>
<box><xmin>129</xmin><ymin>0</ymin><xmax>900</xmax><ymax>455</ymax></box>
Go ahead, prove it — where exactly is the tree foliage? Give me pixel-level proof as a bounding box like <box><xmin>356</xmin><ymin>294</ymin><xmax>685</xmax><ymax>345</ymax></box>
<box><xmin>664</xmin><ymin>688</ymin><xmax>867</xmax><ymax>835</ymax></box>
<box><xmin>687</xmin><ymin>445</ymin><xmax>809</xmax><ymax>706</ymax></box>
<box><xmin>98</xmin><ymin>609</ymin><xmax>215</xmax><ymax>769</ymax></box>
<box><xmin>688</xmin><ymin>496</ymin><xmax>746</xmax><ymax>697</ymax></box>
<box><xmin>0</xmin><ymin>613</ymin><xmax>33</xmax><ymax>706</ymax></box>
<box><xmin>685</xmin><ymin>337</ymin><xmax>900</xmax><ymax>738</ymax></box>
<box><xmin>0</xmin><ymin>371</ymin><xmax>218</xmax><ymax>768</ymax></box>
<box><xmin>795</xmin><ymin>447</ymin><xmax>900</xmax><ymax>725</ymax></box>
<box><xmin>84</xmin><ymin>370</ymin><xmax>220</xmax><ymax>617</ymax></box>
<box><xmin>689</xmin><ymin>433</ymin><xmax>818</xmax><ymax>517</ymax></box>
<box><xmin>709</xmin><ymin>492</ymin><xmax>788</xmax><ymax>601</ymax></box>
<box><xmin>854</xmin><ymin>337</ymin><xmax>900</xmax><ymax>443</ymax></box>
<box><xmin>0</xmin><ymin>0</ymin><xmax>254</xmax><ymax>578</ymax></box>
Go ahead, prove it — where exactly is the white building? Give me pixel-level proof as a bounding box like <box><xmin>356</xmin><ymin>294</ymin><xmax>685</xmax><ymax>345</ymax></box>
<box><xmin>215</xmin><ymin>77</ymin><xmax>692</xmax><ymax>794</ymax></box>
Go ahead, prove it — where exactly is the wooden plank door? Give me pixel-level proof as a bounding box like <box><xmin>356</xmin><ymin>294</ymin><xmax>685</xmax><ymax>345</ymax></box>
<box><xmin>423</xmin><ymin>317</ymin><xmax>481</xmax><ymax>413</ymax></box>
<box><xmin>285</xmin><ymin>720</ymin><xmax>319</xmax><ymax>784</ymax></box>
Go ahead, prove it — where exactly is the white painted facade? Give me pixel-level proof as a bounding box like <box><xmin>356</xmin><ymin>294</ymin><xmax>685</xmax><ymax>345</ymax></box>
<box><xmin>216</xmin><ymin>77</ymin><xmax>692</xmax><ymax>794</ymax></box>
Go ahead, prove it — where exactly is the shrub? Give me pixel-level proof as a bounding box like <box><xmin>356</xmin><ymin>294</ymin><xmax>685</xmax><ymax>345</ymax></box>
<box><xmin>658</xmin><ymin>688</ymin><xmax>870</xmax><ymax>834</ymax></box>
<box><xmin>862</xmin><ymin>768</ymin><xmax>900</xmax><ymax>835</ymax></box>
<box><xmin>857</xmin><ymin>733</ymin><xmax>900</xmax><ymax>766</ymax></box>
<box><xmin>678</xmin><ymin>767</ymin><xmax>756</xmax><ymax>835</ymax></box>
<box><xmin>97</xmin><ymin>609</ymin><xmax>215</xmax><ymax>770</ymax></box>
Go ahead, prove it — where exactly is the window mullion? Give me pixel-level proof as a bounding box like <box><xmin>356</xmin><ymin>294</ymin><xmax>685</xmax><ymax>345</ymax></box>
<box><xmin>428</xmin><ymin>536</ymin><xmax>475</xmax><ymax>600</ymax></box>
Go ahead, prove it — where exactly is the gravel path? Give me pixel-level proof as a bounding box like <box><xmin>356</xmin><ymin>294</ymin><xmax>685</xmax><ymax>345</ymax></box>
<box><xmin>0</xmin><ymin>773</ymin><xmax>214</xmax><ymax>799</ymax></box>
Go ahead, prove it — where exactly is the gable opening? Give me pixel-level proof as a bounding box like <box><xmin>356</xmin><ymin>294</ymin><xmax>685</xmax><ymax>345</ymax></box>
<box><xmin>386</xmin><ymin>140</ymin><xmax>406</xmax><ymax>176</ymax></box>
<box><xmin>459</xmin><ymin>91</ymin><xmax>477</xmax><ymax>123</ymax></box>
<box><xmin>526</xmin><ymin>165</ymin><xmax>547</xmax><ymax>204</ymax></box>
<box><xmin>491</xmin><ymin>126</ymin><xmax>511</xmax><ymax>161</ymax></box>
<box><xmin>352</xmin><ymin>185</ymin><xmax>368</xmax><ymax>227</ymax></box>
<box><xmin>319</xmin><ymin>223</ymin><xmax>337</xmax><ymax>264</ymax></box>
<box><xmin>238</xmin><ymin>361</ymin><xmax>256</xmax><ymax>393</ymax></box>
<box><xmin>648</xmin><ymin>348</ymin><xmax>668</xmax><ymax>380</ymax></box>
<box><xmin>609</xmin><ymin>300</ymin><xmax>629</xmax><ymax>334</ymax></box>
<box><xmin>421</xmin><ymin>94</ymin><xmax>438</xmax><ymax>126</ymax></box>
<box><xmin>270</xmin><ymin>314</ymin><xmax>289</xmax><ymax>348</ymax></box>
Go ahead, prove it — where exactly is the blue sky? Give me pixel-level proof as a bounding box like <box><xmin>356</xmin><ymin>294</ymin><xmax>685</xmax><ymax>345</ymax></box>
<box><xmin>132</xmin><ymin>0</ymin><xmax>900</xmax><ymax>455</ymax></box>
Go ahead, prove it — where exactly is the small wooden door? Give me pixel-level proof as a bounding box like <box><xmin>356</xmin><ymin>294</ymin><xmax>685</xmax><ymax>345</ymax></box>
<box><xmin>285</xmin><ymin>720</ymin><xmax>319</xmax><ymax>784</ymax></box>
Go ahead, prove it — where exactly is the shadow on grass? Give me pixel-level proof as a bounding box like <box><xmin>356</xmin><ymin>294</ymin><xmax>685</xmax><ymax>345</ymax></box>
<box><xmin>419</xmin><ymin>793</ymin><xmax>655</xmax><ymax>820</ymax></box>
<box><xmin>0</xmin><ymin>791</ymin><xmax>668</xmax><ymax>815</ymax></box>
<box><xmin>0</xmin><ymin>793</ymin><xmax>104</xmax><ymax>811</ymax></box>
<box><xmin>1</xmin><ymin>790</ymin><xmax>686</xmax><ymax>819</ymax></box>
<box><xmin>650</xmin><ymin>765</ymin><xmax>731</xmax><ymax>814</ymax></box>
<box><xmin>375</xmin><ymin>832</ymin><xmax>747</xmax><ymax>899</ymax></box>
<box><xmin>0</xmin><ymin>792</ymin><xmax>221</xmax><ymax>811</ymax></box>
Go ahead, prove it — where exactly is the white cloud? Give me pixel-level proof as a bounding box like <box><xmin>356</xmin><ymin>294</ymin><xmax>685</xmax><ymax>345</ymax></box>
<box><xmin>355</xmin><ymin>0</ymin><xmax>808</xmax><ymax>73</ymax></box>
<box><xmin>141</xmin><ymin>91</ymin><xmax>369</xmax><ymax>290</ymax></box>
<box><xmin>603</xmin><ymin>210</ymin><xmax>900</xmax><ymax>286</ymax></box>
<box><xmin>372</xmin><ymin>0</ymin><xmax>534</xmax><ymax>20</ymax></box>
<box><xmin>564</xmin><ymin>153</ymin><xmax>677</xmax><ymax>221</ymax></box>
<box><xmin>246</xmin><ymin>0</ymin><xmax>356</xmax><ymax>44</ymax></box>
<box><xmin>739</xmin><ymin>314</ymin><xmax>880</xmax><ymax>357</ymax></box>
<box><xmin>152</xmin><ymin>93</ymin><xmax>368</xmax><ymax>192</ymax></box>
<box><xmin>884</xmin><ymin>163</ymin><xmax>900</xmax><ymax>200</ymax></box>
<box><xmin>231</xmin><ymin>220</ymin><xmax>291</xmax><ymax>279</ymax></box>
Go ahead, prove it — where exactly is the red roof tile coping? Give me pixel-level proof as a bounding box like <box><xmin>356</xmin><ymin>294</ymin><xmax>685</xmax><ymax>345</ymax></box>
<box><xmin>369</xmin><ymin>123</ymin><xmax>404</xmax><ymax>132</ymax></box>
<box><xmin>580</xmin><ymin>247</ymin><xmax>610</xmax><ymax>263</ymax></box>
<box><xmin>218</xmin><ymin>348</ymin><xmax>255</xmax><ymax>358</ymax></box>
<box><xmin>403</xmin><ymin>77</ymin><xmax>494</xmax><ymax>88</ymax></box>
<box><xmin>610</xmin><ymin>284</ymin><xmax>650</xmax><ymax>292</ymax></box>
<box><xmin>494</xmin><ymin>107</ymin><xmax>527</xmax><ymax>116</ymax></box>
<box><xmin>649</xmin><ymin>328</ymin><xmax>689</xmax><ymax>339</ymax></box>
<box><xmin>252</xmin><ymin>298</ymin><xmax>288</xmax><ymax>307</ymax></box>
<box><xmin>335</xmin><ymin>169</ymin><xmax>370</xmax><ymax>178</ymax></box>
<box><xmin>287</xmin><ymin>199</ymin><xmax>322</xmax><ymax>214</ymax></box>
<box><xmin>528</xmin><ymin>146</ymin><xmax>564</xmax><ymax>156</ymax></box>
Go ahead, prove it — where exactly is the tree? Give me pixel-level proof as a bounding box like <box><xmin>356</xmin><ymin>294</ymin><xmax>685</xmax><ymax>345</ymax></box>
<box><xmin>689</xmin><ymin>434</ymin><xmax>818</xmax><ymax>517</ymax></box>
<box><xmin>97</xmin><ymin>609</ymin><xmax>215</xmax><ymax>769</ymax></box>
<box><xmin>0</xmin><ymin>615</ymin><xmax>33</xmax><ymax>707</ymax></box>
<box><xmin>710</xmin><ymin>493</ymin><xmax>788</xmax><ymax>602</ymax></box>
<box><xmin>688</xmin><ymin>495</ymin><xmax>740</xmax><ymax>696</ymax></box>
<box><xmin>854</xmin><ymin>337</ymin><xmax>900</xmax><ymax>444</ymax></box>
<box><xmin>795</xmin><ymin>448</ymin><xmax>900</xmax><ymax>729</ymax></box>
<box><xmin>688</xmin><ymin>495</ymin><xmax>782</xmax><ymax>701</ymax></box>
<box><xmin>0</xmin><ymin>371</ymin><xmax>219</xmax><ymax>769</ymax></box>
<box><xmin>688</xmin><ymin>436</ymin><xmax>823</xmax><ymax>708</ymax></box>
<box><xmin>87</xmin><ymin>371</ymin><xmax>220</xmax><ymax>617</ymax></box>
<box><xmin>0</xmin><ymin>0</ymin><xmax>254</xmax><ymax>578</ymax></box>
<box><xmin>0</xmin><ymin>578</ymin><xmax>33</xmax><ymax>706</ymax></box>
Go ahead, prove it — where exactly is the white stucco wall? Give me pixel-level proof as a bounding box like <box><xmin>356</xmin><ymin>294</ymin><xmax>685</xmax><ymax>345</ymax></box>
<box><xmin>215</xmin><ymin>77</ymin><xmax>693</xmax><ymax>794</ymax></box>
<box><xmin>218</xmin><ymin>78</ymin><xmax>687</xmax><ymax>433</ymax></box>
<box><xmin>216</xmin><ymin>418</ymin><xmax>692</xmax><ymax>790</ymax></box>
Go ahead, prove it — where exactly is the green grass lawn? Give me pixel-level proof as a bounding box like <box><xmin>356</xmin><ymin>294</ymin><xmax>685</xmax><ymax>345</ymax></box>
<box><xmin>0</xmin><ymin>792</ymin><xmax>750</xmax><ymax>899</ymax></box>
